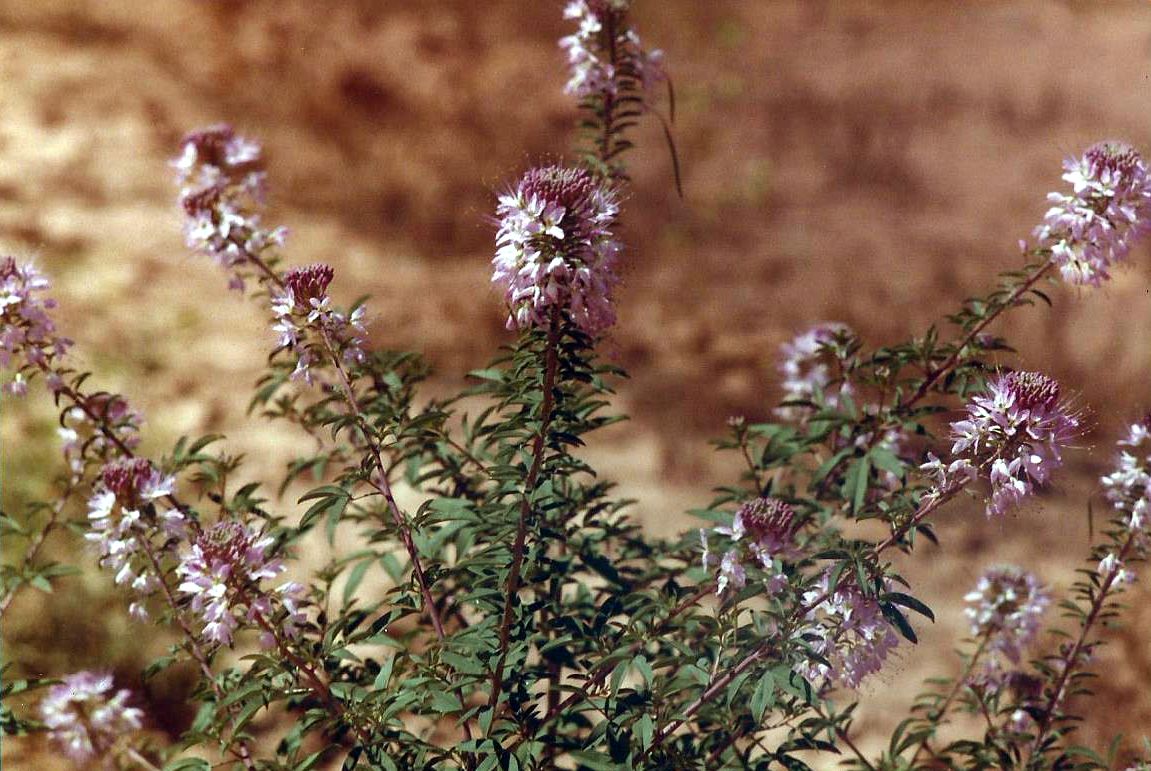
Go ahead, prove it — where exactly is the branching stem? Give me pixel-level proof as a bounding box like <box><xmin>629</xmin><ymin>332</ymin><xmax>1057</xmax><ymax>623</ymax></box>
<box><xmin>1025</xmin><ymin>523</ymin><xmax>1141</xmax><ymax>766</ymax></box>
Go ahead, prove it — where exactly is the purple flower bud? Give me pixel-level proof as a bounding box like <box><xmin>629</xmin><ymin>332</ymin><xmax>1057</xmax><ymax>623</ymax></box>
<box><xmin>1000</xmin><ymin>370</ymin><xmax>1060</xmax><ymax>411</ymax></box>
<box><xmin>101</xmin><ymin>458</ymin><xmax>162</xmax><ymax>505</ymax></box>
<box><xmin>283</xmin><ymin>263</ymin><xmax>335</xmax><ymax>311</ymax></box>
<box><xmin>735</xmin><ymin>497</ymin><xmax>797</xmax><ymax>547</ymax></box>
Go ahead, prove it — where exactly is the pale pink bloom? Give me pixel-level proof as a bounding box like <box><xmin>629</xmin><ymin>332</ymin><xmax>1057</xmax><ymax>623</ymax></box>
<box><xmin>85</xmin><ymin>459</ymin><xmax>182</xmax><ymax>618</ymax></box>
<box><xmin>559</xmin><ymin>1</ymin><xmax>665</xmax><ymax>99</ymax></box>
<box><xmin>949</xmin><ymin>371</ymin><xmax>1079</xmax><ymax>517</ymax></box>
<box><xmin>1035</xmin><ymin>141</ymin><xmax>1151</xmax><ymax>287</ymax></box>
<box><xmin>40</xmin><ymin>671</ymin><xmax>143</xmax><ymax>762</ymax></box>
<box><xmin>174</xmin><ymin>125</ymin><xmax>287</xmax><ymax>290</ymax></box>
<box><xmin>797</xmin><ymin>571</ymin><xmax>901</xmax><ymax>689</ymax></box>
<box><xmin>704</xmin><ymin>497</ymin><xmax>798</xmax><ymax>598</ymax></box>
<box><xmin>176</xmin><ymin>520</ymin><xmax>306</xmax><ymax>647</ymax></box>
<box><xmin>493</xmin><ymin>166</ymin><xmax>620</xmax><ymax>335</ymax></box>
<box><xmin>964</xmin><ymin>565</ymin><xmax>1049</xmax><ymax>668</ymax></box>
<box><xmin>775</xmin><ymin>323</ymin><xmax>854</xmax><ymax>421</ymax></box>
<box><xmin>0</xmin><ymin>256</ymin><xmax>72</xmax><ymax>394</ymax></box>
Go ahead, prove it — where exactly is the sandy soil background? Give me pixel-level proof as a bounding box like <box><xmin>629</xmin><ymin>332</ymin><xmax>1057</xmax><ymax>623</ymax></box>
<box><xmin>2</xmin><ymin>1</ymin><xmax>1151</xmax><ymax>767</ymax></box>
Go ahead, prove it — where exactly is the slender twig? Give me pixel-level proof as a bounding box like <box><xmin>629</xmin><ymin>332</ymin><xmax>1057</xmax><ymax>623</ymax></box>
<box><xmin>904</xmin><ymin>261</ymin><xmax>1054</xmax><ymax>408</ymax></box>
<box><xmin>809</xmin><ymin>700</ymin><xmax>877</xmax><ymax>771</ymax></box>
<box><xmin>0</xmin><ymin>480</ymin><xmax>73</xmax><ymax>617</ymax></box>
<box><xmin>124</xmin><ymin>746</ymin><xmax>164</xmax><ymax>771</ymax></box>
<box><xmin>319</xmin><ymin>330</ymin><xmax>449</xmax><ymax>641</ymax></box>
<box><xmin>316</xmin><ymin>330</ymin><xmax>476</xmax><ymax>755</ymax></box>
<box><xmin>487</xmin><ymin>314</ymin><xmax>562</xmax><ymax>721</ymax></box>
<box><xmin>907</xmin><ymin>632</ymin><xmax>992</xmax><ymax>766</ymax></box>
<box><xmin>1025</xmin><ymin>525</ymin><xmax>1141</xmax><ymax>766</ymax></box>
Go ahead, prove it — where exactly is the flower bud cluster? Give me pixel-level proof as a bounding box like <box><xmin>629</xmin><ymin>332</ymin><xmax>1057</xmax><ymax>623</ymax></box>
<box><xmin>0</xmin><ymin>256</ymin><xmax>71</xmax><ymax>395</ymax></box>
<box><xmin>85</xmin><ymin>459</ymin><xmax>183</xmax><ymax>621</ymax></box>
<box><xmin>39</xmin><ymin>670</ymin><xmax>143</xmax><ymax>763</ymax></box>
<box><xmin>58</xmin><ymin>392</ymin><xmax>144</xmax><ymax>483</ymax></box>
<box><xmin>949</xmin><ymin>371</ymin><xmax>1079</xmax><ymax>517</ymax></box>
<box><xmin>175</xmin><ymin>520</ymin><xmax>306</xmax><ymax>648</ymax></box>
<box><xmin>798</xmin><ymin>572</ymin><xmax>901</xmax><ymax>689</ymax></box>
<box><xmin>1035</xmin><ymin>141</ymin><xmax>1151</xmax><ymax>286</ymax></box>
<box><xmin>559</xmin><ymin>0</ymin><xmax>665</xmax><ymax>100</ymax></box>
<box><xmin>174</xmin><ymin>124</ymin><xmax>286</xmax><ymax>291</ymax></box>
<box><xmin>775</xmin><ymin>322</ymin><xmax>854</xmax><ymax>421</ymax></box>
<box><xmin>963</xmin><ymin>565</ymin><xmax>1049</xmax><ymax>677</ymax></box>
<box><xmin>270</xmin><ymin>263</ymin><xmax>367</xmax><ymax>385</ymax></box>
<box><xmin>493</xmin><ymin>166</ymin><xmax>620</xmax><ymax>334</ymax></box>
<box><xmin>700</xmin><ymin>497</ymin><xmax>799</xmax><ymax>597</ymax></box>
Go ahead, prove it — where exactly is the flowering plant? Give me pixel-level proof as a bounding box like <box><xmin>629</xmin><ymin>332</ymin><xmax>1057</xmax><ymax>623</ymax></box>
<box><xmin>2</xmin><ymin>3</ymin><xmax>1151</xmax><ymax>770</ymax></box>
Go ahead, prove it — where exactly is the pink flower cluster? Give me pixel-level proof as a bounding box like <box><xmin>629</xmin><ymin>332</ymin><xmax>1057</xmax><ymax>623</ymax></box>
<box><xmin>1097</xmin><ymin>418</ymin><xmax>1151</xmax><ymax>585</ymax></box>
<box><xmin>39</xmin><ymin>670</ymin><xmax>143</xmax><ymax>763</ymax></box>
<box><xmin>700</xmin><ymin>497</ymin><xmax>799</xmax><ymax>596</ymax></box>
<box><xmin>175</xmin><ymin>520</ymin><xmax>306</xmax><ymax>647</ymax></box>
<box><xmin>270</xmin><ymin>263</ymin><xmax>367</xmax><ymax>384</ymax></box>
<box><xmin>493</xmin><ymin>166</ymin><xmax>620</xmax><ymax>335</ymax></box>
<box><xmin>174</xmin><ymin>124</ymin><xmax>286</xmax><ymax>291</ymax></box>
<box><xmin>949</xmin><ymin>371</ymin><xmax>1079</xmax><ymax>517</ymax></box>
<box><xmin>1101</xmin><ymin>415</ymin><xmax>1151</xmax><ymax>509</ymax></box>
<box><xmin>775</xmin><ymin>322</ymin><xmax>854</xmax><ymax>421</ymax></box>
<box><xmin>1035</xmin><ymin>141</ymin><xmax>1151</xmax><ymax>286</ymax></box>
<box><xmin>798</xmin><ymin>572</ymin><xmax>901</xmax><ymax>689</ymax></box>
<box><xmin>0</xmin><ymin>256</ymin><xmax>71</xmax><ymax>395</ymax></box>
<box><xmin>559</xmin><ymin>0</ymin><xmax>665</xmax><ymax>100</ymax></box>
<box><xmin>963</xmin><ymin>565</ymin><xmax>1049</xmax><ymax>674</ymax></box>
<box><xmin>85</xmin><ymin>458</ymin><xmax>183</xmax><ymax>621</ymax></box>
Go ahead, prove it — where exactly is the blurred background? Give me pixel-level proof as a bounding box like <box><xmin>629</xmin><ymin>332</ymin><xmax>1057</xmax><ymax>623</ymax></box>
<box><xmin>2</xmin><ymin>0</ymin><xmax>1150</xmax><ymax>767</ymax></box>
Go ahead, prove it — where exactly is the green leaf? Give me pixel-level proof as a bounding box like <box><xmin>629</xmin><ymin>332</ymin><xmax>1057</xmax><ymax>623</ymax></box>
<box><xmin>635</xmin><ymin>713</ymin><xmax>655</xmax><ymax>751</ymax></box>
<box><xmin>880</xmin><ymin>602</ymin><xmax>918</xmax><ymax>644</ymax></box>
<box><xmin>845</xmin><ymin>456</ymin><xmax>871</xmax><ymax>515</ymax></box>
<box><xmin>882</xmin><ymin>591</ymin><xmax>935</xmax><ymax>622</ymax></box>
<box><xmin>343</xmin><ymin>559</ymin><xmax>373</xmax><ymax>606</ymax></box>
<box><xmin>751</xmin><ymin>670</ymin><xmax>776</xmax><ymax>722</ymax></box>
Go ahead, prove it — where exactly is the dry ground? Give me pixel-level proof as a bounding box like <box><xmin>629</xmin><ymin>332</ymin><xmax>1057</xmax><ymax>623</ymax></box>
<box><xmin>2</xmin><ymin>1</ymin><xmax>1151</xmax><ymax>767</ymax></box>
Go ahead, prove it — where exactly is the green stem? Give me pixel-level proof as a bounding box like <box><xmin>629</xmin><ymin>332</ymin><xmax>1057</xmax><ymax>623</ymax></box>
<box><xmin>1025</xmin><ymin>525</ymin><xmax>1140</xmax><ymax>766</ymax></box>
<box><xmin>486</xmin><ymin>314</ymin><xmax>562</xmax><ymax>723</ymax></box>
<box><xmin>907</xmin><ymin>632</ymin><xmax>992</xmax><ymax>767</ymax></box>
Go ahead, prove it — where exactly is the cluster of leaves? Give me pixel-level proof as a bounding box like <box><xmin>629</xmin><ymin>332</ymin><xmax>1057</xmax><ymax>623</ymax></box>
<box><xmin>2</xmin><ymin>3</ymin><xmax>1150</xmax><ymax>770</ymax></box>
